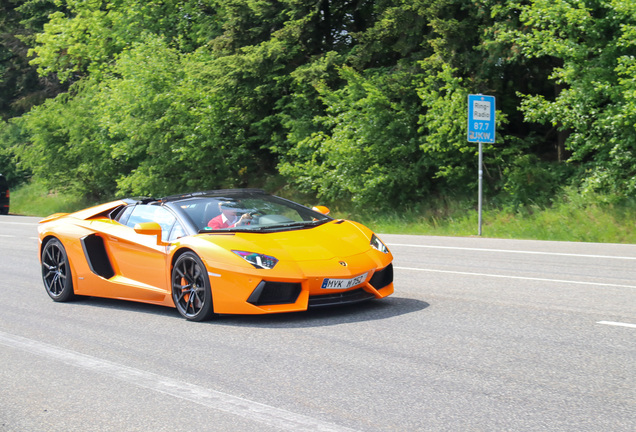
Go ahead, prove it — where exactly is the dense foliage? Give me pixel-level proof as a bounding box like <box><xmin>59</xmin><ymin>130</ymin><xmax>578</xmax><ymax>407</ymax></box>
<box><xmin>1</xmin><ymin>0</ymin><xmax>635</xmax><ymax>209</ymax></box>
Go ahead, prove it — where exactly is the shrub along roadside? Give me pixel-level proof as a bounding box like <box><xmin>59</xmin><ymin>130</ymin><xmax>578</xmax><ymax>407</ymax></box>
<box><xmin>10</xmin><ymin>184</ymin><xmax>636</xmax><ymax>244</ymax></box>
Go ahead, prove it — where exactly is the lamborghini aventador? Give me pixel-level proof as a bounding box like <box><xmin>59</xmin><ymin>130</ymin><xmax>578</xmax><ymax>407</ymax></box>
<box><xmin>38</xmin><ymin>189</ymin><xmax>394</xmax><ymax>321</ymax></box>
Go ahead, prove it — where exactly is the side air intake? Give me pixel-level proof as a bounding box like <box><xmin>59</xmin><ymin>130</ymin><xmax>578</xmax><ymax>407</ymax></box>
<box><xmin>81</xmin><ymin>234</ymin><xmax>115</xmax><ymax>279</ymax></box>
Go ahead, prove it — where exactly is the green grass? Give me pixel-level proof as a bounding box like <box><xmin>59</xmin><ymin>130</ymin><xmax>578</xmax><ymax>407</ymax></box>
<box><xmin>11</xmin><ymin>183</ymin><xmax>636</xmax><ymax>244</ymax></box>
<box><xmin>348</xmin><ymin>196</ymin><xmax>636</xmax><ymax>244</ymax></box>
<box><xmin>9</xmin><ymin>182</ymin><xmax>97</xmax><ymax>217</ymax></box>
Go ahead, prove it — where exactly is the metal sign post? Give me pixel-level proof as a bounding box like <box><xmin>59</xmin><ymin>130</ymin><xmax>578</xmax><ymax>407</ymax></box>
<box><xmin>467</xmin><ymin>94</ymin><xmax>495</xmax><ymax>236</ymax></box>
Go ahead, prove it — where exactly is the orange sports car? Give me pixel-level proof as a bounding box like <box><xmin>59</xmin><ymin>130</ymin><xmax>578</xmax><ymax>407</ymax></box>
<box><xmin>38</xmin><ymin>189</ymin><xmax>394</xmax><ymax>321</ymax></box>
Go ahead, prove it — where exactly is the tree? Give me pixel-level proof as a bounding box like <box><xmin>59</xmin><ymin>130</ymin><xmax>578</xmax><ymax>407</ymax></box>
<box><xmin>280</xmin><ymin>0</ymin><xmax>524</xmax><ymax>207</ymax></box>
<box><xmin>280</xmin><ymin>66</ymin><xmax>427</xmax><ymax>207</ymax></box>
<box><xmin>495</xmin><ymin>0</ymin><xmax>636</xmax><ymax>198</ymax></box>
<box><xmin>0</xmin><ymin>0</ymin><xmax>65</xmax><ymax>120</ymax></box>
<box><xmin>11</xmin><ymin>0</ymin><xmax>636</xmax><ymax>208</ymax></box>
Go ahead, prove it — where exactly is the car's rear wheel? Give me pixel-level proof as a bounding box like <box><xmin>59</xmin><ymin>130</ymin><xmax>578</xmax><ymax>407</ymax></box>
<box><xmin>171</xmin><ymin>252</ymin><xmax>215</xmax><ymax>321</ymax></box>
<box><xmin>41</xmin><ymin>238</ymin><xmax>75</xmax><ymax>302</ymax></box>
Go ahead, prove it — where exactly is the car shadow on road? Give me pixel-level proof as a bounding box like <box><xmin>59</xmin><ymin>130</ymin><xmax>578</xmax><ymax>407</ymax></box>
<box><xmin>71</xmin><ymin>296</ymin><xmax>429</xmax><ymax>327</ymax></box>
<box><xmin>69</xmin><ymin>296</ymin><xmax>182</xmax><ymax>318</ymax></box>
<box><xmin>212</xmin><ymin>297</ymin><xmax>429</xmax><ymax>328</ymax></box>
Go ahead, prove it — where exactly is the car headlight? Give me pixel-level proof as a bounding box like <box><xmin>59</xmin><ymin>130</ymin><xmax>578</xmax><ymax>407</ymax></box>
<box><xmin>370</xmin><ymin>234</ymin><xmax>389</xmax><ymax>254</ymax></box>
<box><xmin>232</xmin><ymin>250</ymin><xmax>279</xmax><ymax>269</ymax></box>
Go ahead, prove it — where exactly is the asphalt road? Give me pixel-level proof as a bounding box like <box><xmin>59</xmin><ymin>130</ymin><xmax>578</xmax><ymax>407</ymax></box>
<box><xmin>0</xmin><ymin>215</ymin><xmax>634</xmax><ymax>431</ymax></box>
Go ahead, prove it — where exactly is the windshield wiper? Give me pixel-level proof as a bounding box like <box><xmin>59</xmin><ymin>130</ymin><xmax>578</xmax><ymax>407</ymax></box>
<box><xmin>198</xmin><ymin>227</ymin><xmax>250</xmax><ymax>234</ymax></box>
<box><xmin>252</xmin><ymin>220</ymin><xmax>329</xmax><ymax>232</ymax></box>
<box><xmin>278</xmin><ymin>220</ymin><xmax>327</xmax><ymax>228</ymax></box>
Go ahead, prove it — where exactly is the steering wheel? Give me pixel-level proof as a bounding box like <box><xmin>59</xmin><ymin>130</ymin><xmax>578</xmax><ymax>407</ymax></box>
<box><xmin>242</xmin><ymin>210</ymin><xmax>264</xmax><ymax>225</ymax></box>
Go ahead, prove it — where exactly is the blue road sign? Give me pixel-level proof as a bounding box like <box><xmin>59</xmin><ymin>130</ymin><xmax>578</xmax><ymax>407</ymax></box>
<box><xmin>468</xmin><ymin>94</ymin><xmax>495</xmax><ymax>143</ymax></box>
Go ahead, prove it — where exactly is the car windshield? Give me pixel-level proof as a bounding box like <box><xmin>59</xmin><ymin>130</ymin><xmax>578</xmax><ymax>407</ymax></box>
<box><xmin>169</xmin><ymin>193</ymin><xmax>333</xmax><ymax>233</ymax></box>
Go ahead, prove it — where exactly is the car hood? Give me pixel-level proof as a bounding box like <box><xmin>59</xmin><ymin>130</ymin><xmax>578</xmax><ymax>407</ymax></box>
<box><xmin>196</xmin><ymin>220</ymin><xmax>373</xmax><ymax>262</ymax></box>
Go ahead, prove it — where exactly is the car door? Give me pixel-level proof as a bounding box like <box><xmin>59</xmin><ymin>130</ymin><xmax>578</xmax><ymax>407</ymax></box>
<box><xmin>95</xmin><ymin>204</ymin><xmax>178</xmax><ymax>302</ymax></box>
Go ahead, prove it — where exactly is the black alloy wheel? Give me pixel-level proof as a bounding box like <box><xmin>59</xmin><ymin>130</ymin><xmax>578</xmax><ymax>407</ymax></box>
<box><xmin>171</xmin><ymin>252</ymin><xmax>215</xmax><ymax>321</ymax></box>
<box><xmin>41</xmin><ymin>238</ymin><xmax>75</xmax><ymax>301</ymax></box>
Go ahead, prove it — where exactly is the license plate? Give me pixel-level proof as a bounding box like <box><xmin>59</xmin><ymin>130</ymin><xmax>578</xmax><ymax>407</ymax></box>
<box><xmin>321</xmin><ymin>273</ymin><xmax>368</xmax><ymax>290</ymax></box>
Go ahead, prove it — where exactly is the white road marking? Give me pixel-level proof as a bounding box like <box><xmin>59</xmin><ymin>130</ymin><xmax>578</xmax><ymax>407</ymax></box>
<box><xmin>0</xmin><ymin>234</ymin><xmax>38</xmax><ymax>240</ymax></box>
<box><xmin>0</xmin><ymin>331</ymin><xmax>358</xmax><ymax>432</ymax></box>
<box><xmin>388</xmin><ymin>243</ymin><xmax>636</xmax><ymax>261</ymax></box>
<box><xmin>0</xmin><ymin>221</ymin><xmax>40</xmax><ymax>225</ymax></box>
<box><xmin>394</xmin><ymin>266</ymin><xmax>636</xmax><ymax>289</ymax></box>
<box><xmin>597</xmin><ymin>321</ymin><xmax>636</xmax><ymax>329</ymax></box>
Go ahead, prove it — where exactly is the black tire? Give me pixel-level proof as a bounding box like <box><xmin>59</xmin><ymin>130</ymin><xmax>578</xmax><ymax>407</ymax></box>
<box><xmin>41</xmin><ymin>238</ymin><xmax>75</xmax><ymax>302</ymax></box>
<box><xmin>171</xmin><ymin>252</ymin><xmax>215</xmax><ymax>321</ymax></box>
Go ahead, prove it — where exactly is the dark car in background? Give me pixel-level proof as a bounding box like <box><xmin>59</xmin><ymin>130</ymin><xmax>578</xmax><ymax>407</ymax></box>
<box><xmin>0</xmin><ymin>174</ymin><xmax>9</xmax><ymax>215</ymax></box>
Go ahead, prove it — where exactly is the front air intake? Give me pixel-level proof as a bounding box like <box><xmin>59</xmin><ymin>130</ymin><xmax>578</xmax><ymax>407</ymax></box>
<box><xmin>308</xmin><ymin>288</ymin><xmax>375</xmax><ymax>308</ymax></box>
<box><xmin>247</xmin><ymin>281</ymin><xmax>302</xmax><ymax>306</ymax></box>
<box><xmin>369</xmin><ymin>264</ymin><xmax>393</xmax><ymax>290</ymax></box>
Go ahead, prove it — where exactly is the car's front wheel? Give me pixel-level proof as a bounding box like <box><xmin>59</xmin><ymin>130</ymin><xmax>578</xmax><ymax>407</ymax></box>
<box><xmin>41</xmin><ymin>238</ymin><xmax>75</xmax><ymax>302</ymax></box>
<box><xmin>171</xmin><ymin>252</ymin><xmax>215</xmax><ymax>321</ymax></box>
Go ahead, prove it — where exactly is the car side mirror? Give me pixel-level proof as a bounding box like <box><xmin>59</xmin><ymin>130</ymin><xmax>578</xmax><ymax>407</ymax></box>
<box><xmin>312</xmin><ymin>205</ymin><xmax>330</xmax><ymax>216</ymax></box>
<box><xmin>134</xmin><ymin>222</ymin><xmax>168</xmax><ymax>246</ymax></box>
